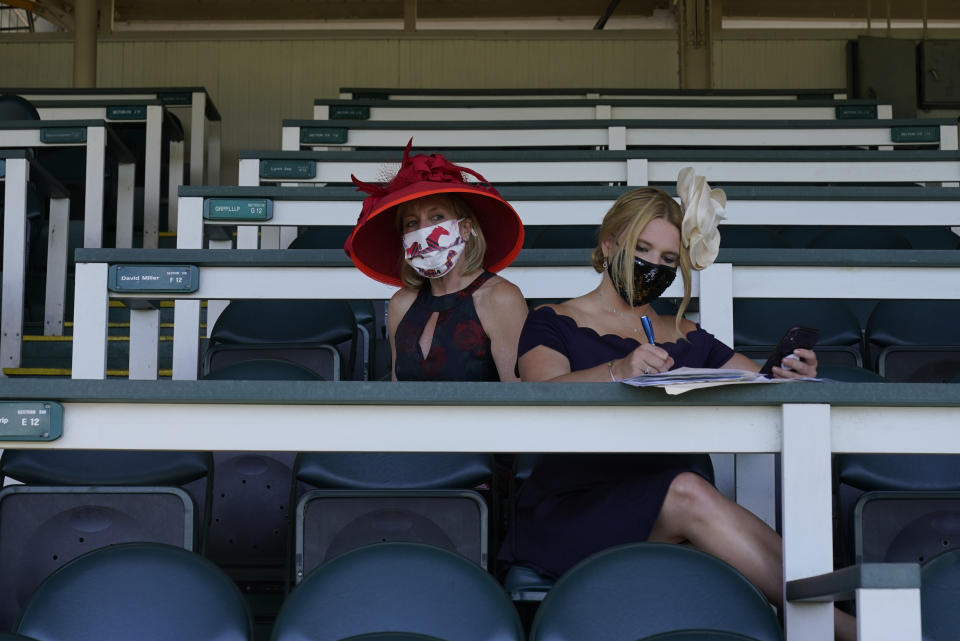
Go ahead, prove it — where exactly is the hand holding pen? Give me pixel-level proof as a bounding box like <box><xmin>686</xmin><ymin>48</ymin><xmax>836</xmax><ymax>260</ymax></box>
<box><xmin>610</xmin><ymin>315</ymin><xmax>673</xmax><ymax>379</ymax></box>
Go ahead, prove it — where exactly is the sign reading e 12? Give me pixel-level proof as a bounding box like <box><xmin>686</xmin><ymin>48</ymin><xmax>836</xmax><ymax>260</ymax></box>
<box><xmin>0</xmin><ymin>402</ymin><xmax>63</xmax><ymax>441</ymax></box>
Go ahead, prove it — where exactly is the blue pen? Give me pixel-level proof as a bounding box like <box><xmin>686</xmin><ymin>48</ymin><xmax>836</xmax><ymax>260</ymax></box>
<box><xmin>640</xmin><ymin>315</ymin><xmax>655</xmax><ymax>344</ymax></box>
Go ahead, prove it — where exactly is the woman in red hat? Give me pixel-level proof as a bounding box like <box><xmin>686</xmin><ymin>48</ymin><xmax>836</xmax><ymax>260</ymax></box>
<box><xmin>345</xmin><ymin>142</ymin><xmax>528</xmax><ymax>382</ymax></box>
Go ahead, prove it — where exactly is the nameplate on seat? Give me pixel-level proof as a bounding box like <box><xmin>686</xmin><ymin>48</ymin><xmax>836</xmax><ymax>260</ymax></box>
<box><xmin>0</xmin><ymin>401</ymin><xmax>63</xmax><ymax>441</ymax></box>
<box><xmin>891</xmin><ymin>126</ymin><xmax>940</xmax><ymax>143</ymax></box>
<box><xmin>108</xmin><ymin>265</ymin><xmax>200</xmax><ymax>294</ymax></box>
<box><xmin>40</xmin><ymin>127</ymin><xmax>87</xmax><ymax>144</ymax></box>
<box><xmin>204</xmin><ymin>198</ymin><xmax>273</xmax><ymax>221</ymax></box>
<box><xmin>300</xmin><ymin>127</ymin><xmax>348</xmax><ymax>145</ymax></box>
<box><xmin>106</xmin><ymin>105</ymin><xmax>148</xmax><ymax>120</ymax></box>
<box><xmin>260</xmin><ymin>159</ymin><xmax>317</xmax><ymax>180</ymax></box>
<box><xmin>159</xmin><ymin>92</ymin><xmax>193</xmax><ymax>106</ymax></box>
<box><xmin>835</xmin><ymin>105</ymin><xmax>878</xmax><ymax>119</ymax></box>
<box><xmin>329</xmin><ymin>105</ymin><xmax>370</xmax><ymax>120</ymax></box>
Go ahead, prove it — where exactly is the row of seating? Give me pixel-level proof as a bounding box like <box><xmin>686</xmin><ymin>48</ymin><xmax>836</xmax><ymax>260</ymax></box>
<box><xmin>5</xmin><ymin>539</ymin><xmax>960</xmax><ymax>641</ymax></box>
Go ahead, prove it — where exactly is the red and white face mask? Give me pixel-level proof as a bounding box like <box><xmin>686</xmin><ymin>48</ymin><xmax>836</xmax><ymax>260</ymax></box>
<box><xmin>402</xmin><ymin>218</ymin><xmax>466</xmax><ymax>279</ymax></box>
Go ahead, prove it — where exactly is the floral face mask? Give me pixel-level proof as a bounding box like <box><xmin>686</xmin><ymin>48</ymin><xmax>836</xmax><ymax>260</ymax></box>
<box><xmin>402</xmin><ymin>218</ymin><xmax>466</xmax><ymax>279</ymax></box>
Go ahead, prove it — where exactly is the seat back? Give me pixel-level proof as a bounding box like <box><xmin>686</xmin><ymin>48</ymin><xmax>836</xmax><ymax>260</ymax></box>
<box><xmin>294</xmin><ymin>453</ymin><xmax>495</xmax><ymax>577</ymax></box>
<box><xmin>16</xmin><ymin>543</ymin><xmax>252</xmax><ymax>641</ymax></box>
<box><xmin>529</xmin><ymin>543</ymin><xmax>783</xmax><ymax>641</ymax></box>
<box><xmin>273</xmin><ymin>543</ymin><xmax>523</xmax><ymax>641</ymax></box>
<box><xmin>0</xmin><ymin>95</ymin><xmax>39</xmax><ymax>120</ymax></box>
<box><xmin>865</xmin><ymin>300</ymin><xmax>960</xmax><ymax>380</ymax></box>
<box><xmin>205</xmin><ymin>299</ymin><xmax>358</xmax><ymax>380</ymax></box>
<box><xmin>921</xmin><ymin>548</ymin><xmax>960</xmax><ymax>641</ymax></box>
<box><xmin>733</xmin><ymin>299</ymin><xmax>863</xmax><ymax>368</ymax></box>
<box><xmin>0</xmin><ymin>486</ymin><xmax>195</xmax><ymax>632</ymax></box>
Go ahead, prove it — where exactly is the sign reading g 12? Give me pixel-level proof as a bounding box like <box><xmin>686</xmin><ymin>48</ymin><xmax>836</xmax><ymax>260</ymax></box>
<box><xmin>0</xmin><ymin>402</ymin><xmax>63</xmax><ymax>441</ymax></box>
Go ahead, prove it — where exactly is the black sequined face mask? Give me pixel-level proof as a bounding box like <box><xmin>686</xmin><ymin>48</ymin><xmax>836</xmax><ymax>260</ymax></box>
<box><xmin>608</xmin><ymin>256</ymin><xmax>677</xmax><ymax>307</ymax></box>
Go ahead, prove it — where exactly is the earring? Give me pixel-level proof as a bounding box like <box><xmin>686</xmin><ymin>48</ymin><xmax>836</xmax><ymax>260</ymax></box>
<box><xmin>602</xmin><ymin>258</ymin><xmax>609</xmax><ymax>270</ymax></box>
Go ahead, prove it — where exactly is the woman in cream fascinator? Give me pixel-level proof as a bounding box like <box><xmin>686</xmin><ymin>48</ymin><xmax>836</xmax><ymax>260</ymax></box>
<box><xmin>499</xmin><ymin>169</ymin><xmax>855</xmax><ymax>641</ymax></box>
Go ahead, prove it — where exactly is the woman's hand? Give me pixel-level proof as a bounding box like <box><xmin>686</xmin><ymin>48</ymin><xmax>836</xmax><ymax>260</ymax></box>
<box><xmin>612</xmin><ymin>343</ymin><xmax>675</xmax><ymax>379</ymax></box>
<box><xmin>771</xmin><ymin>348</ymin><xmax>818</xmax><ymax>379</ymax></box>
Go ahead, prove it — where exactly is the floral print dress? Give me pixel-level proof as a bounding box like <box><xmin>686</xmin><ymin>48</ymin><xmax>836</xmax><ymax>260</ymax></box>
<box><xmin>394</xmin><ymin>271</ymin><xmax>500</xmax><ymax>382</ymax></box>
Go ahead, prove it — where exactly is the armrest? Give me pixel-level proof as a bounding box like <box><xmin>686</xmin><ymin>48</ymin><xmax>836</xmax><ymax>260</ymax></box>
<box><xmin>786</xmin><ymin>563</ymin><xmax>920</xmax><ymax>603</ymax></box>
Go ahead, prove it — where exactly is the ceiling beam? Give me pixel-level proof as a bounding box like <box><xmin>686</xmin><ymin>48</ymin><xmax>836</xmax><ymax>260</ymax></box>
<box><xmin>594</xmin><ymin>0</ymin><xmax>623</xmax><ymax>29</ymax></box>
<box><xmin>8</xmin><ymin>0</ymin><xmax>74</xmax><ymax>30</ymax></box>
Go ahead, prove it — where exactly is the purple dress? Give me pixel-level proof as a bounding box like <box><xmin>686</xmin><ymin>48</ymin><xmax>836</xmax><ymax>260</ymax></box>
<box><xmin>497</xmin><ymin>305</ymin><xmax>735</xmax><ymax>579</ymax></box>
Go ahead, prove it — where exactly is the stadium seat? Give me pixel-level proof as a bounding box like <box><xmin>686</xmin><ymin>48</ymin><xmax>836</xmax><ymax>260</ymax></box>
<box><xmin>294</xmin><ymin>452</ymin><xmax>495</xmax><ymax>580</ymax></box>
<box><xmin>272</xmin><ymin>542</ymin><xmax>523</xmax><ymax>641</ymax></box>
<box><xmin>15</xmin><ymin>543</ymin><xmax>252</xmax><ymax>641</ymax></box>
<box><xmin>920</xmin><ymin>548</ymin><xmax>960</xmax><ymax>641</ymax></box>
<box><xmin>0</xmin><ymin>94</ymin><xmax>39</xmax><ymax>120</ymax></box>
<box><xmin>733</xmin><ymin>299</ymin><xmax>864</xmax><ymax>368</ymax></box>
<box><xmin>865</xmin><ymin>300</ymin><xmax>960</xmax><ymax>381</ymax></box>
<box><xmin>528</xmin><ymin>543</ymin><xmax>783</xmax><ymax>641</ymax></box>
<box><xmin>0</xmin><ymin>450</ymin><xmax>213</xmax><ymax>631</ymax></box>
<box><xmin>203</xmin><ymin>298</ymin><xmax>358</xmax><ymax>380</ymax></box>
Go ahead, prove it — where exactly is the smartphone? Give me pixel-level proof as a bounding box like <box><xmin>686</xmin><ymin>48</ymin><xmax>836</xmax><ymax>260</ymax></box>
<box><xmin>758</xmin><ymin>326</ymin><xmax>820</xmax><ymax>377</ymax></box>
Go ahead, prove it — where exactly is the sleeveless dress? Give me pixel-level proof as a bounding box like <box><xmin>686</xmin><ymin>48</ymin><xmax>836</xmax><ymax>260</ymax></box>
<box><xmin>497</xmin><ymin>305</ymin><xmax>736</xmax><ymax>579</ymax></box>
<box><xmin>394</xmin><ymin>271</ymin><xmax>500</xmax><ymax>382</ymax></box>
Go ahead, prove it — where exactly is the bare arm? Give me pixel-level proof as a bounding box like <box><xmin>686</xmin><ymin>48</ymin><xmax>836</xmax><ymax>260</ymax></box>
<box><xmin>386</xmin><ymin>288</ymin><xmax>417</xmax><ymax>382</ymax></box>
<box><xmin>519</xmin><ymin>342</ymin><xmax>675</xmax><ymax>382</ymax></box>
<box><xmin>474</xmin><ymin>279</ymin><xmax>528</xmax><ymax>382</ymax></box>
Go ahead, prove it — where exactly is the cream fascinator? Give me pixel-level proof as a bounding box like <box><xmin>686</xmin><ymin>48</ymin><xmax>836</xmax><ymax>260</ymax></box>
<box><xmin>677</xmin><ymin>167</ymin><xmax>726</xmax><ymax>271</ymax></box>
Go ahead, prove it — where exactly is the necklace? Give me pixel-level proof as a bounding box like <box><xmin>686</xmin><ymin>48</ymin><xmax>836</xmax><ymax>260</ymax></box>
<box><xmin>608</xmin><ymin>302</ymin><xmax>643</xmax><ymax>336</ymax></box>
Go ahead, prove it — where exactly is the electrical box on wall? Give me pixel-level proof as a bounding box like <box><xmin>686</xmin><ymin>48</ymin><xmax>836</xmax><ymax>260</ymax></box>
<box><xmin>919</xmin><ymin>40</ymin><xmax>960</xmax><ymax>109</ymax></box>
<box><xmin>850</xmin><ymin>36</ymin><xmax>918</xmax><ymax>118</ymax></box>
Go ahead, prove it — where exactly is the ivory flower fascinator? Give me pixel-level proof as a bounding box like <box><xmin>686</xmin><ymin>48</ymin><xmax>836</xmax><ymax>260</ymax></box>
<box><xmin>677</xmin><ymin>167</ymin><xmax>726</xmax><ymax>271</ymax></box>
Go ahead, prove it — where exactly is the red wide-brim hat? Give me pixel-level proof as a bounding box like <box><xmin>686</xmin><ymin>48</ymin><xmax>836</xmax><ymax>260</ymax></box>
<box><xmin>344</xmin><ymin>140</ymin><xmax>524</xmax><ymax>287</ymax></box>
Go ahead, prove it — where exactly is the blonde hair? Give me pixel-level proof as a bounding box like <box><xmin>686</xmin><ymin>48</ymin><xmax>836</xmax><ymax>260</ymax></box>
<box><xmin>397</xmin><ymin>194</ymin><xmax>488</xmax><ymax>290</ymax></box>
<box><xmin>590</xmin><ymin>188</ymin><xmax>693</xmax><ymax>334</ymax></box>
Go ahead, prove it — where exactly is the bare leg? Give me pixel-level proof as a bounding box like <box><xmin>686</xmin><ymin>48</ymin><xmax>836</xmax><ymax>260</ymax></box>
<box><xmin>648</xmin><ymin>472</ymin><xmax>856</xmax><ymax>641</ymax></box>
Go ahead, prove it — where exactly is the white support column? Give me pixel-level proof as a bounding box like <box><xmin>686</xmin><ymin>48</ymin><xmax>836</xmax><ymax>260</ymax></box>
<box><xmin>236</xmin><ymin>227</ymin><xmax>259</xmax><ymax>249</ymax></box>
<box><xmin>175</xmin><ymin>197</ymin><xmax>204</xmax><ymax>249</ymax></box>
<box><xmin>207</xmin><ymin>118</ymin><xmax>221</xmax><ymax>185</ymax></box>
<box><xmin>190</xmin><ymin>92</ymin><xmax>207</xmax><ymax>186</ymax></box>
<box><xmin>205</xmin><ymin>237</ymin><xmax>232</xmax><ymax>338</ymax></box>
<box><xmin>172</xmin><ymin>300</ymin><xmax>200</xmax><ymax>380</ymax></box>
<box><xmin>167</xmin><ymin>140</ymin><xmax>185</xmax><ymax>233</ymax></box>
<box><xmin>43</xmin><ymin>197</ymin><xmax>70</xmax><ymax>336</ymax></box>
<box><xmin>280</xmin><ymin>227</ymin><xmax>299</xmax><ymax>248</ymax></box>
<box><xmin>281</xmin><ymin>126</ymin><xmax>301</xmax><ymax>151</ymax></box>
<box><xmin>607</xmin><ymin>126</ymin><xmax>626</xmax><ymax>151</ymax></box>
<box><xmin>70</xmin><ymin>262</ymin><xmax>109</xmax><ymax>379</ymax></box>
<box><xmin>594</xmin><ymin>104</ymin><xmax>612</xmax><ymax>120</ymax></box>
<box><xmin>696</xmin><ymin>263</ymin><xmax>733</xmax><ymax>345</ymax></box>
<box><xmin>259</xmin><ymin>227</ymin><xmax>281</xmax><ymax>249</ymax></box>
<box><xmin>940</xmin><ymin>123</ymin><xmax>959</xmax><ymax>151</ymax></box>
<box><xmin>782</xmin><ymin>403</ymin><xmax>834</xmax><ymax>641</ymax></box>
<box><xmin>142</xmin><ymin>104</ymin><xmax>163</xmax><ymax>248</ymax></box>
<box><xmin>856</xmin><ymin>588</ymin><xmax>921</xmax><ymax>641</ymax></box>
<box><xmin>128</xmin><ymin>308</ymin><xmax>160</xmax><ymax>380</ymax></box>
<box><xmin>115</xmin><ymin>162</ymin><xmax>135</xmax><ymax>248</ymax></box>
<box><xmin>238</xmin><ymin>158</ymin><xmax>260</xmax><ymax>187</ymax></box>
<box><xmin>626</xmin><ymin>158</ymin><xmax>648</xmax><ymax>186</ymax></box>
<box><xmin>1</xmin><ymin>158</ymin><xmax>28</xmax><ymax>374</ymax></box>
<box><xmin>84</xmin><ymin>125</ymin><xmax>107</xmax><ymax>248</ymax></box>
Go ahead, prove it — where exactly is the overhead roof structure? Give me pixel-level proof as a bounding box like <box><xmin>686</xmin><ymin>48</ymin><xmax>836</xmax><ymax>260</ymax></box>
<box><xmin>5</xmin><ymin>0</ymin><xmax>960</xmax><ymax>33</ymax></box>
